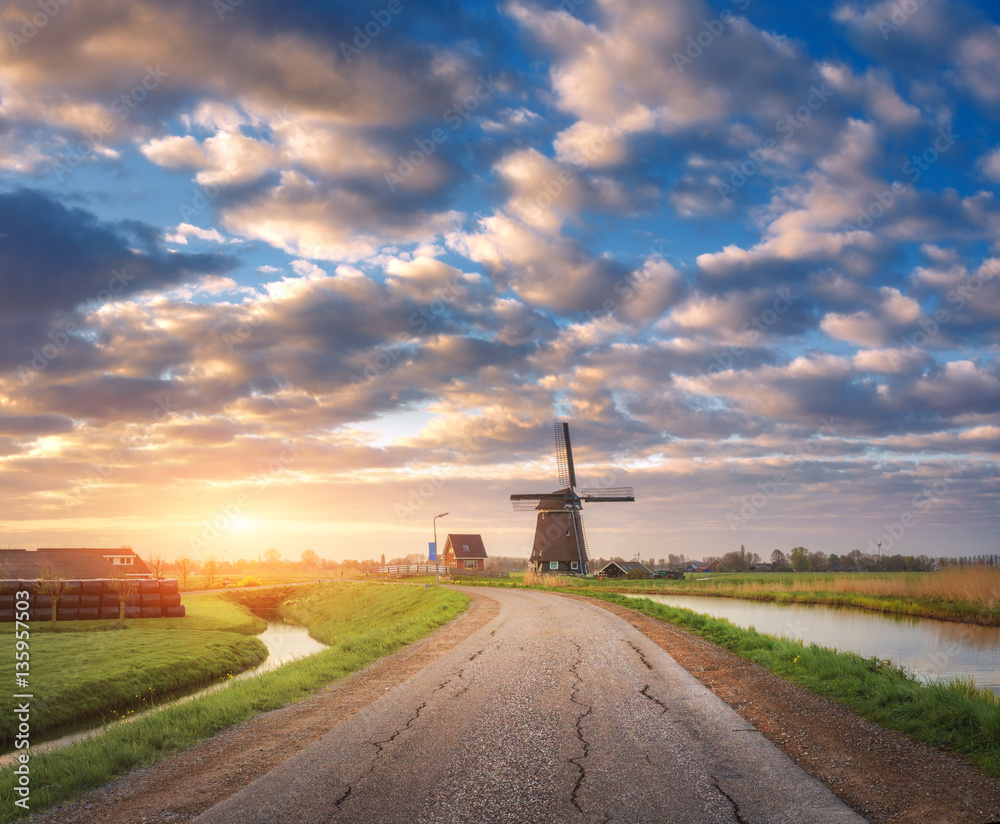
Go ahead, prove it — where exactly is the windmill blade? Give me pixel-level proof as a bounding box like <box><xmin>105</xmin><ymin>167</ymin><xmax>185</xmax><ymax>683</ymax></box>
<box><xmin>555</xmin><ymin>421</ymin><xmax>577</xmax><ymax>489</ymax></box>
<box><xmin>510</xmin><ymin>495</ymin><xmax>546</xmax><ymax>511</ymax></box>
<box><xmin>574</xmin><ymin>510</ymin><xmax>591</xmax><ymax>573</ymax></box>
<box><xmin>579</xmin><ymin>486</ymin><xmax>634</xmax><ymax>502</ymax></box>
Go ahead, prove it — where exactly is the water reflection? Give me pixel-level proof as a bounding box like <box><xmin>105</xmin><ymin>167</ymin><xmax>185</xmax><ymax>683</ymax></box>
<box><xmin>626</xmin><ymin>593</ymin><xmax>1000</xmax><ymax>692</ymax></box>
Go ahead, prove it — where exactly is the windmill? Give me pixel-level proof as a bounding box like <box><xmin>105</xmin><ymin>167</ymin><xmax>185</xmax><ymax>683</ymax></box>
<box><xmin>511</xmin><ymin>422</ymin><xmax>634</xmax><ymax>575</ymax></box>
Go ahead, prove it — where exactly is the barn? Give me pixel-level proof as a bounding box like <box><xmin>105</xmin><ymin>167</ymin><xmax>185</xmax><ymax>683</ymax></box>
<box><xmin>597</xmin><ymin>560</ymin><xmax>652</xmax><ymax>579</ymax></box>
<box><xmin>442</xmin><ymin>534</ymin><xmax>488</xmax><ymax>571</ymax></box>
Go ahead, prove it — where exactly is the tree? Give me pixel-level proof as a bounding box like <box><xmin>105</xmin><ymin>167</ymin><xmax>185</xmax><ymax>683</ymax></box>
<box><xmin>263</xmin><ymin>547</ymin><xmax>281</xmax><ymax>567</ymax></box>
<box><xmin>808</xmin><ymin>550</ymin><xmax>827</xmax><ymax>571</ymax></box>
<box><xmin>174</xmin><ymin>555</ymin><xmax>195</xmax><ymax>588</ymax></box>
<box><xmin>771</xmin><ymin>549</ymin><xmax>787</xmax><ymax>567</ymax></box>
<box><xmin>36</xmin><ymin>567</ymin><xmax>68</xmax><ymax>629</ymax></box>
<box><xmin>147</xmin><ymin>554</ymin><xmax>165</xmax><ymax>578</ymax></box>
<box><xmin>301</xmin><ymin>549</ymin><xmax>320</xmax><ymax>567</ymax></box>
<box><xmin>107</xmin><ymin>568</ymin><xmax>138</xmax><ymax>628</ymax></box>
<box><xmin>790</xmin><ymin>546</ymin><xmax>809</xmax><ymax>571</ymax></box>
<box><xmin>203</xmin><ymin>555</ymin><xmax>220</xmax><ymax>586</ymax></box>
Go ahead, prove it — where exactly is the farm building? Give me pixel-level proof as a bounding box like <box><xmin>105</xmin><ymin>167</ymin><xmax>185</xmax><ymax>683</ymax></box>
<box><xmin>0</xmin><ymin>547</ymin><xmax>153</xmax><ymax>579</ymax></box>
<box><xmin>598</xmin><ymin>561</ymin><xmax>652</xmax><ymax>579</ymax></box>
<box><xmin>0</xmin><ymin>547</ymin><xmax>182</xmax><ymax>623</ymax></box>
<box><xmin>442</xmin><ymin>534</ymin><xmax>488</xmax><ymax>571</ymax></box>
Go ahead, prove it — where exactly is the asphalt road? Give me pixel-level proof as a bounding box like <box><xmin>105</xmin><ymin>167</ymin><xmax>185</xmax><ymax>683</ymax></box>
<box><xmin>193</xmin><ymin>587</ymin><xmax>868</xmax><ymax>824</ymax></box>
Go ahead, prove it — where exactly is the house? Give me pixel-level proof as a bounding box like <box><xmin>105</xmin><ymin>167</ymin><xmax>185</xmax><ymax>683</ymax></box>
<box><xmin>598</xmin><ymin>561</ymin><xmax>652</xmax><ymax>579</ymax></box>
<box><xmin>0</xmin><ymin>547</ymin><xmax>152</xmax><ymax>580</ymax></box>
<box><xmin>751</xmin><ymin>562</ymin><xmax>775</xmax><ymax>572</ymax></box>
<box><xmin>442</xmin><ymin>534</ymin><xmax>488</xmax><ymax>571</ymax></box>
<box><xmin>685</xmin><ymin>562</ymin><xmax>718</xmax><ymax>573</ymax></box>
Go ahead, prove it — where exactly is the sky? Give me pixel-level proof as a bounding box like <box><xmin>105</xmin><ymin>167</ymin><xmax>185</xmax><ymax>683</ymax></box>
<box><xmin>0</xmin><ymin>0</ymin><xmax>998</xmax><ymax>565</ymax></box>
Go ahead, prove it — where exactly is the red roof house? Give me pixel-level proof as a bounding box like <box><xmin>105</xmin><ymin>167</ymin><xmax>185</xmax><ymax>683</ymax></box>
<box><xmin>442</xmin><ymin>534</ymin><xmax>488</xmax><ymax>571</ymax></box>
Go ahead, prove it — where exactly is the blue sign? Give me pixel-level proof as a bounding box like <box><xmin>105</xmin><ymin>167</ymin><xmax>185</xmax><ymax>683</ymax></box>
<box><xmin>428</xmin><ymin>541</ymin><xmax>436</xmax><ymax>561</ymax></box>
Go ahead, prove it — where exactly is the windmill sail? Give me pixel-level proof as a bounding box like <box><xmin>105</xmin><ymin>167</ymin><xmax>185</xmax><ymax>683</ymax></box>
<box><xmin>555</xmin><ymin>422</ymin><xmax>577</xmax><ymax>489</ymax></box>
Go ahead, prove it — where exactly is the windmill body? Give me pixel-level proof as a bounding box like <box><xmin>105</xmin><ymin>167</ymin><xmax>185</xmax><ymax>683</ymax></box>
<box><xmin>511</xmin><ymin>422</ymin><xmax>634</xmax><ymax>575</ymax></box>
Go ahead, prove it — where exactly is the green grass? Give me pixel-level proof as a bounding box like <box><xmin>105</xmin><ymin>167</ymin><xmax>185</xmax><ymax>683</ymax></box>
<box><xmin>0</xmin><ymin>582</ymin><xmax>468</xmax><ymax>822</ymax></box>
<box><xmin>585</xmin><ymin>591</ymin><xmax>1000</xmax><ymax>776</ymax></box>
<box><xmin>456</xmin><ymin>571</ymin><xmax>1000</xmax><ymax>625</ymax></box>
<box><xmin>0</xmin><ymin>594</ymin><xmax>268</xmax><ymax>742</ymax></box>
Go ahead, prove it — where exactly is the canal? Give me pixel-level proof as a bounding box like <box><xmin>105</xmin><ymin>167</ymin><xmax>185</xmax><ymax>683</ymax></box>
<box><xmin>623</xmin><ymin>593</ymin><xmax>1000</xmax><ymax>693</ymax></box>
<box><xmin>0</xmin><ymin>617</ymin><xmax>326</xmax><ymax>764</ymax></box>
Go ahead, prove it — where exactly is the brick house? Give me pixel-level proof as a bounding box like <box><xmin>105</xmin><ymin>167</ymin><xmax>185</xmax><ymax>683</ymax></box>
<box><xmin>442</xmin><ymin>534</ymin><xmax>488</xmax><ymax>571</ymax></box>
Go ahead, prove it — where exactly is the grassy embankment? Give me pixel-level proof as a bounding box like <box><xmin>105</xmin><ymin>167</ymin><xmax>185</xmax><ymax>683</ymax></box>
<box><xmin>460</xmin><ymin>567</ymin><xmax>1000</xmax><ymax>625</ymax></box>
<box><xmin>0</xmin><ymin>582</ymin><xmax>468</xmax><ymax>822</ymax></box>
<box><xmin>0</xmin><ymin>593</ymin><xmax>267</xmax><ymax>742</ymax></box>
<box><xmin>585</xmin><ymin>591</ymin><xmax>1000</xmax><ymax>777</ymax></box>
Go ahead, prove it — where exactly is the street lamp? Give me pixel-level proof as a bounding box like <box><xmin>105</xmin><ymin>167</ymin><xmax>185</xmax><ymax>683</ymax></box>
<box><xmin>433</xmin><ymin>512</ymin><xmax>449</xmax><ymax>586</ymax></box>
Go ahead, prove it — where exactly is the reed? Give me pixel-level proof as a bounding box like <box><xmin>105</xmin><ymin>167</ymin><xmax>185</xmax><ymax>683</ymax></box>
<box><xmin>522</xmin><ymin>570</ymin><xmax>574</xmax><ymax>587</ymax></box>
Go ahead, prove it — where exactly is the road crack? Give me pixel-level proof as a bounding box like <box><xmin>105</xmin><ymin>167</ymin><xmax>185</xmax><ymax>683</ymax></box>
<box><xmin>567</xmin><ymin>642</ymin><xmax>593</xmax><ymax>814</ymax></box>
<box><xmin>639</xmin><ymin>684</ymin><xmax>668</xmax><ymax>715</ymax></box>
<box><xmin>625</xmin><ymin>640</ymin><xmax>654</xmax><ymax>670</ymax></box>
<box><xmin>711</xmin><ymin>775</ymin><xmax>750</xmax><ymax>824</ymax></box>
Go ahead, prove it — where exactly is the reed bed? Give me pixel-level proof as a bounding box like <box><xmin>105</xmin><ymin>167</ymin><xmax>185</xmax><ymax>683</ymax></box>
<box><xmin>713</xmin><ymin>566</ymin><xmax>1000</xmax><ymax>604</ymax></box>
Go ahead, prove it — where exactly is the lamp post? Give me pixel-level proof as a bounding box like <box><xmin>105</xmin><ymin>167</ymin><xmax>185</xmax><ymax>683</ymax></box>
<box><xmin>433</xmin><ymin>512</ymin><xmax>449</xmax><ymax>586</ymax></box>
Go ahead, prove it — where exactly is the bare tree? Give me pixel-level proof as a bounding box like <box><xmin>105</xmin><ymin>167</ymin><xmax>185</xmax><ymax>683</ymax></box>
<box><xmin>107</xmin><ymin>568</ymin><xmax>139</xmax><ymax>628</ymax></box>
<box><xmin>263</xmin><ymin>547</ymin><xmax>281</xmax><ymax>567</ymax></box>
<box><xmin>174</xmin><ymin>555</ymin><xmax>195</xmax><ymax>588</ymax></box>
<box><xmin>203</xmin><ymin>554</ymin><xmax>220</xmax><ymax>587</ymax></box>
<box><xmin>35</xmin><ymin>567</ymin><xmax>69</xmax><ymax>630</ymax></box>
<box><xmin>147</xmin><ymin>554</ymin><xmax>166</xmax><ymax>578</ymax></box>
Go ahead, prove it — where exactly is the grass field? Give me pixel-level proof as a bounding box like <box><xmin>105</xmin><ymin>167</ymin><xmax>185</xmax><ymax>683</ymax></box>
<box><xmin>0</xmin><ymin>582</ymin><xmax>468</xmax><ymax>822</ymax></box>
<box><xmin>585</xmin><ymin>592</ymin><xmax>1000</xmax><ymax>777</ymax></box>
<box><xmin>0</xmin><ymin>593</ymin><xmax>268</xmax><ymax>742</ymax></box>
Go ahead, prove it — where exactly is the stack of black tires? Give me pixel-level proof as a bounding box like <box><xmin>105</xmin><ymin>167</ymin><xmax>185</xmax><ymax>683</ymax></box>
<box><xmin>0</xmin><ymin>578</ymin><xmax>185</xmax><ymax>622</ymax></box>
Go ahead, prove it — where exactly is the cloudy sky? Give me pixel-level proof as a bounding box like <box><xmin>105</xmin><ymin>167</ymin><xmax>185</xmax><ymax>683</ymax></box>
<box><xmin>1</xmin><ymin>0</ymin><xmax>998</xmax><ymax>564</ymax></box>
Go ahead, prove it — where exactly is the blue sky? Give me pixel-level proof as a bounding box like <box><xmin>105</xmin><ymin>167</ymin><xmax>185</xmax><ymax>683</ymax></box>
<box><xmin>0</xmin><ymin>0</ymin><xmax>998</xmax><ymax>563</ymax></box>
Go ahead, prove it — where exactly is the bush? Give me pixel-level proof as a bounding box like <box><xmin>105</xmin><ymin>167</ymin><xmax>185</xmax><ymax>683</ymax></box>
<box><xmin>235</xmin><ymin>575</ymin><xmax>261</xmax><ymax>588</ymax></box>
